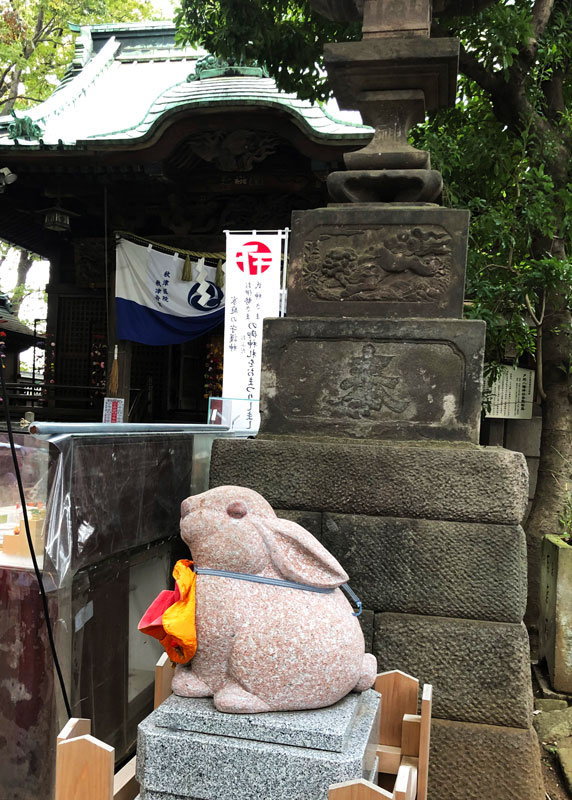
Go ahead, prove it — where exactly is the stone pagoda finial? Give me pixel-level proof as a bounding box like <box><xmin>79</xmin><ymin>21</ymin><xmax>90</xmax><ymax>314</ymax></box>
<box><xmin>361</xmin><ymin>0</ymin><xmax>432</xmax><ymax>38</ymax></box>
<box><xmin>311</xmin><ymin>0</ymin><xmax>458</xmax><ymax>203</ymax></box>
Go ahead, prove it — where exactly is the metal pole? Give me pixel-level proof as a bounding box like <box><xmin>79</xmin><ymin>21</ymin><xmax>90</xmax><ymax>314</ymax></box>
<box><xmin>29</xmin><ymin>421</ymin><xmax>236</xmax><ymax>437</ymax></box>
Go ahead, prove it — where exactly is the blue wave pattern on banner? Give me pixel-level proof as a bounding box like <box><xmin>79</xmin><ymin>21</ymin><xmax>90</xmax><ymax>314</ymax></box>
<box><xmin>116</xmin><ymin>298</ymin><xmax>224</xmax><ymax>345</ymax></box>
<box><xmin>115</xmin><ymin>238</ymin><xmax>225</xmax><ymax>345</ymax></box>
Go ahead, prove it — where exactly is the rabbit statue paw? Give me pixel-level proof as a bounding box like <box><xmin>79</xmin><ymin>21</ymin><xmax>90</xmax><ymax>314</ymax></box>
<box><xmin>172</xmin><ymin>485</ymin><xmax>377</xmax><ymax>713</ymax></box>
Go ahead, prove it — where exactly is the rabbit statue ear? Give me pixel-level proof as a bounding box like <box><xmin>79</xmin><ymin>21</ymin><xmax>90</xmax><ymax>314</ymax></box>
<box><xmin>257</xmin><ymin>517</ymin><xmax>349</xmax><ymax>588</ymax></box>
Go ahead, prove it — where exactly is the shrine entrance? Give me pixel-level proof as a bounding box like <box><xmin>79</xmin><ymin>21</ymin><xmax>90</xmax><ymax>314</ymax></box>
<box><xmin>0</xmin><ymin>22</ymin><xmax>370</xmax><ymax>421</ymax></box>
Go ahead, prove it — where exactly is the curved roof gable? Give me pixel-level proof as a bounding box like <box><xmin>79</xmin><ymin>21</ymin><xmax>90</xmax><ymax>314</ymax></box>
<box><xmin>0</xmin><ymin>22</ymin><xmax>371</xmax><ymax>149</ymax></box>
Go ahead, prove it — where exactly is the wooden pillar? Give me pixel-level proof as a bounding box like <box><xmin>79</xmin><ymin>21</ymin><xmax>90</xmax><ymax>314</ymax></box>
<box><xmin>116</xmin><ymin>340</ymin><xmax>132</xmax><ymax>413</ymax></box>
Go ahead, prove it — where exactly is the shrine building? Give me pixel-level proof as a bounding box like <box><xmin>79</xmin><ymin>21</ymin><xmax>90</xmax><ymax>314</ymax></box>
<box><xmin>0</xmin><ymin>21</ymin><xmax>371</xmax><ymax>422</ymax></box>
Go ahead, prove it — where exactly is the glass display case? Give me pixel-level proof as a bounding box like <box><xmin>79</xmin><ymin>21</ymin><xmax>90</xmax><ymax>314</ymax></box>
<box><xmin>0</xmin><ymin>429</ymin><xmax>224</xmax><ymax>800</ymax></box>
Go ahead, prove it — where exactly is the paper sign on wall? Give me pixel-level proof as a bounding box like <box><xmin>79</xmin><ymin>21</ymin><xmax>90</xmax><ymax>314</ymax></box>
<box><xmin>486</xmin><ymin>366</ymin><xmax>535</xmax><ymax>419</ymax></box>
<box><xmin>102</xmin><ymin>397</ymin><xmax>125</xmax><ymax>423</ymax></box>
<box><xmin>222</xmin><ymin>232</ymin><xmax>285</xmax><ymax>431</ymax></box>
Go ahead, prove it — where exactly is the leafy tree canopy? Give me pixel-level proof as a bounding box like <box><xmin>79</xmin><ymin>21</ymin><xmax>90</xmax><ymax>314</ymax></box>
<box><xmin>175</xmin><ymin>0</ymin><xmax>360</xmax><ymax>102</ymax></box>
<box><xmin>0</xmin><ymin>0</ymin><xmax>155</xmax><ymax>114</ymax></box>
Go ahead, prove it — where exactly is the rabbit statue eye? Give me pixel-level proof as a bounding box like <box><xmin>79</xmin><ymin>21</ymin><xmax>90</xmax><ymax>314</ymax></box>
<box><xmin>226</xmin><ymin>500</ymin><xmax>248</xmax><ymax>519</ymax></box>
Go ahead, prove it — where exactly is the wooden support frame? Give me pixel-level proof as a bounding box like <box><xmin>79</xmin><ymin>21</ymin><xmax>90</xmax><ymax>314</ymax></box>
<box><xmin>53</xmin><ymin>650</ymin><xmax>176</xmax><ymax>800</ymax></box>
<box><xmin>375</xmin><ymin>671</ymin><xmax>419</xmax><ymax>748</ymax></box>
<box><xmin>55</xmin><ymin>726</ymin><xmax>114</xmax><ymax>800</ymax></box>
<box><xmin>154</xmin><ymin>651</ymin><xmax>175</xmax><ymax>709</ymax></box>
<box><xmin>329</xmin><ymin>671</ymin><xmax>433</xmax><ymax>800</ymax></box>
<box><xmin>417</xmin><ymin>684</ymin><xmax>433</xmax><ymax>800</ymax></box>
<box><xmin>329</xmin><ymin>779</ymin><xmax>393</xmax><ymax>799</ymax></box>
<box><xmin>54</xmin><ymin>661</ymin><xmax>432</xmax><ymax>800</ymax></box>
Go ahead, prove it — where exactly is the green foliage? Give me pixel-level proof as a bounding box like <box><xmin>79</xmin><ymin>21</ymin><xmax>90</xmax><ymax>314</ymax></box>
<box><xmin>174</xmin><ymin>0</ymin><xmax>359</xmax><ymax>102</ymax></box>
<box><xmin>410</xmin><ymin>1</ymin><xmax>571</xmax><ymax>371</ymax></box>
<box><xmin>446</xmin><ymin>1</ymin><xmax>534</xmax><ymax>73</ymax></box>
<box><xmin>173</xmin><ymin>0</ymin><xmax>572</xmax><ymax>385</ymax></box>
<box><xmin>415</xmin><ymin>86</ymin><xmax>570</xmax><ymax>361</ymax></box>
<box><xmin>0</xmin><ymin>0</ymin><xmax>156</xmax><ymax>112</ymax></box>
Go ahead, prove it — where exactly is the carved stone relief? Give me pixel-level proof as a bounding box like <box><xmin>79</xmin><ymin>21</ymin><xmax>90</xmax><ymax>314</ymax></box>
<box><xmin>302</xmin><ymin>225</ymin><xmax>452</xmax><ymax>303</ymax></box>
<box><xmin>332</xmin><ymin>344</ymin><xmax>411</xmax><ymax>418</ymax></box>
<box><xmin>258</xmin><ymin>317</ymin><xmax>487</xmax><ymax>442</ymax></box>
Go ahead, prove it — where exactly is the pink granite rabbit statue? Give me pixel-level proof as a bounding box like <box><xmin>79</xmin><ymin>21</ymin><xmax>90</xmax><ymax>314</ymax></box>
<box><xmin>171</xmin><ymin>485</ymin><xmax>377</xmax><ymax>713</ymax></box>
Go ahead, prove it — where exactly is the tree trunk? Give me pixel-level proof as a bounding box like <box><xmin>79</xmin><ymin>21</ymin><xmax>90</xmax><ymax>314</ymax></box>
<box><xmin>524</xmin><ymin>279</ymin><xmax>572</xmax><ymax>630</ymax></box>
<box><xmin>0</xmin><ymin>67</ymin><xmax>23</xmax><ymax>116</ymax></box>
<box><xmin>10</xmin><ymin>249</ymin><xmax>34</xmax><ymax>315</ymax></box>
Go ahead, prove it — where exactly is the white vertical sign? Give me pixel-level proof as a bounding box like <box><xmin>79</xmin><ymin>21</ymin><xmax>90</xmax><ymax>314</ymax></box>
<box><xmin>486</xmin><ymin>366</ymin><xmax>535</xmax><ymax>419</ymax></box>
<box><xmin>222</xmin><ymin>232</ymin><xmax>284</xmax><ymax>431</ymax></box>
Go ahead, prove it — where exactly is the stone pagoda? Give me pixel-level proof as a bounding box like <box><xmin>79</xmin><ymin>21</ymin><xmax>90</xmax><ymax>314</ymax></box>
<box><xmin>210</xmin><ymin>1</ymin><xmax>545</xmax><ymax>797</ymax></box>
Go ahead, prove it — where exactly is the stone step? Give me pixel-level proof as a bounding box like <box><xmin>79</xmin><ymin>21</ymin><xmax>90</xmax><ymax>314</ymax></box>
<box><xmin>373</xmin><ymin>613</ymin><xmax>533</xmax><ymax>728</ymax></box>
<box><xmin>210</xmin><ymin>437</ymin><xmax>528</xmax><ymax>525</ymax></box>
<box><xmin>429</xmin><ymin>718</ymin><xmax>544</xmax><ymax>800</ymax></box>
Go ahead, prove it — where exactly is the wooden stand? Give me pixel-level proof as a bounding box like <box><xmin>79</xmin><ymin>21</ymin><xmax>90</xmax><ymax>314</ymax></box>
<box><xmin>329</xmin><ymin>671</ymin><xmax>433</xmax><ymax>800</ymax></box>
<box><xmin>54</xmin><ymin>655</ymin><xmax>174</xmax><ymax>800</ymax></box>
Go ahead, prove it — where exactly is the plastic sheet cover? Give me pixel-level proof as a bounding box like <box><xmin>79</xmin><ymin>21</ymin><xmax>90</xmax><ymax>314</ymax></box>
<box><xmin>0</xmin><ymin>430</ymin><xmax>210</xmax><ymax>800</ymax></box>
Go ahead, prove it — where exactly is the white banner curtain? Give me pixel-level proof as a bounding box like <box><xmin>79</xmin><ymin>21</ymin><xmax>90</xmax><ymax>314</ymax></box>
<box><xmin>115</xmin><ymin>238</ymin><xmax>224</xmax><ymax>345</ymax></box>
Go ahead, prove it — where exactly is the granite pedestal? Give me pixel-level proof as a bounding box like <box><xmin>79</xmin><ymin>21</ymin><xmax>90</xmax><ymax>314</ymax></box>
<box><xmin>136</xmin><ymin>690</ymin><xmax>380</xmax><ymax>800</ymax></box>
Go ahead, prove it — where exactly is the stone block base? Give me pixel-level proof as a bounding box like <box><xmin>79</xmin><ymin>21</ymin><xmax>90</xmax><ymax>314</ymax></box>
<box><xmin>287</xmin><ymin>204</ymin><xmax>469</xmax><ymax>318</ymax></box>
<box><xmin>430</xmin><ymin>719</ymin><xmax>544</xmax><ymax>800</ymax></box>
<box><xmin>137</xmin><ymin>691</ymin><xmax>380</xmax><ymax>800</ymax></box>
<box><xmin>540</xmin><ymin>535</ymin><xmax>572</xmax><ymax>693</ymax></box>
<box><xmin>259</xmin><ymin>317</ymin><xmax>485</xmax><ymax>443</ymax></box>
<box><xmin>321</xmin><ymin>513</ymin><xmax>527</xmax><ymax>622</ymax></box>
<box><xmin>210</xmin><ymin>437</ymin><xmax>528</xmax><ymax>524</ymax></box>
<box><xmin>373</xmin><ymin>613</ymin><xmax>533</xmax><ymax>727</ymax></box>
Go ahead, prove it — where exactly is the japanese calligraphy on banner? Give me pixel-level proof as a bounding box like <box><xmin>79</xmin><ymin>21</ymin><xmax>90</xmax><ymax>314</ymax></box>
<box><xmin>486</xmin><ymin>366</ymin><xmax>535</xmax><ymax>419</ymax></box>
<box><xmin>222</xmin><ymin>231</ymin><xmax>286</xmax><ymax>431</ymax></box>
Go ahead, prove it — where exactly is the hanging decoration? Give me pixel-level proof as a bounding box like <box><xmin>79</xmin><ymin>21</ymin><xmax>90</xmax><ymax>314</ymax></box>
<box><xmin>115</xmin><ymin>235</ymin><xmax>226</xmax><ymax>346</ymax></box>
<box><xmin>89</xmin><ymin>335</ymin><xmax>107</xmax><ymax>405</ymax></box>
<box><xmin>43</xmin><ymin>335</ymin><xmax>56</xmax><ymax>396</ymax></box>
<box><xmin>107</xmin><ymin>344</ymin><xmax>119</xmax><ymax>396</ymax></box>
<box><xmin>181</xmin><ymin>255</ymin><xmax>194</xmax><ymax>282</ymax></box>
<box><xmin>204</xmin><ymin>337</ymin><xmax>224</xmax><ymax>399</ymax></box>
<box><xmin>215</xmin><ymin>259</ymin><xmax>225</xmax><ymax>288</ymax></box>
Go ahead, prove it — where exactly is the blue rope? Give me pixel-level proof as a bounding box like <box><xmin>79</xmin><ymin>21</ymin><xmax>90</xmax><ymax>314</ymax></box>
<box><xmin>194</xmin><ymin>567</ymin><xmax>362</xmax><ymax>616</ymax></box>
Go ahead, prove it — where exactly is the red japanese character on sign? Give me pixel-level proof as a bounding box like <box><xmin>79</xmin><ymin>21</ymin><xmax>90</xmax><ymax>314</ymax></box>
<box><xmin>235</xmin><ymin>241</ymin><xmax>273</xmax><ymax>275</ymax></box>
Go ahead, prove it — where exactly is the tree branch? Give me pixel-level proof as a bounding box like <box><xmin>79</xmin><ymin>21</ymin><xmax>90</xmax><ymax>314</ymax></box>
<box><xmin>532</xmin><ymin>0</ymin><xmax>555</xmax><ymax>38</ymax></box>
<box><xmin>10</xmin><ymin>95</ymin><xmax>45</xmax><ymax>103</ymax></box>
<box><xmin>458</xmin><ymin>43</ymin><xmax>502</xmax><ymax>97</ymax></box>
<box><xmin>34</xmin><ymin>7</ymin><xmax>45</xmax><ymax>40</ymax></box>
<box><xmin>478</xmin><ymin>263</ymin><xmax>519</xmax><ymax>275</ymax></box>
<box><xmin>525</xmin><ymin>292</ymin><xmax>542</xmax><ymax>327</ymax></box>
<box><xmin>542</xmin><ymin>68</ymin><xmax>566</xmax><ymax>119</ymax></box>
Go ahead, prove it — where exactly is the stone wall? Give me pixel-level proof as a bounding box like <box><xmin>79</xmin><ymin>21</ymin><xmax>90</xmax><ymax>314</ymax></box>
<box><xmin>211</xmin><ymin>436</ymin><xmax>545</xmax><ymax>800</ymax></box>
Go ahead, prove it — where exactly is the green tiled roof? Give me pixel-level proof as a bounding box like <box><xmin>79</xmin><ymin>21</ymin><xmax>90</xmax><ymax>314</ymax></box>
<box><xmin>0</xmin><ymin>311</ymin><xmax>38</xmax><ymax>339</ymax></box>
<box><xmin>0</xmin><ymin>22</ymin><xmax>371</xmax><ymax>149</ymax></box>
